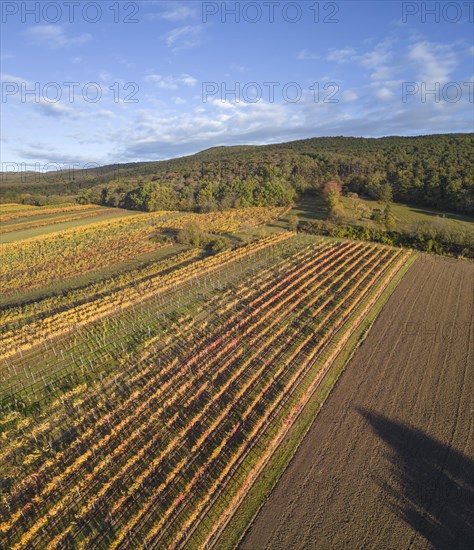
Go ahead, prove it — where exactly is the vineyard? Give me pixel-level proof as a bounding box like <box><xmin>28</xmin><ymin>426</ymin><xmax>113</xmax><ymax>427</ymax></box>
<box><xmin>0</xmin><ymin>204</ymin><xmax>100</xmax><ymax>223</ymax></box>
<box><xmin>1</xmin><ymin>206</ymin><xmax>285</xmax><ymax>298</ymax></box>
<box><xmin>0</xmin><ymin>204</ymin><xmax>141</xmax><ymax>245</ymax></box>
<box><xmin>0</xmin><ymin>208</ymin><xmax>128</xmax><ymax>236</ymax></box>
<box><xmin>0</xmin><ymin>212</ymin><xmax>415</xmax><ymax>548</ymax></box>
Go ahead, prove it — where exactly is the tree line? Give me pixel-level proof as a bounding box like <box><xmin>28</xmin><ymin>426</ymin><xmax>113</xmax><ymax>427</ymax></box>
<box><xmin>2</xmin><ymin>134</ymin><xmax>473</xmax><ymax>215</ymax></box>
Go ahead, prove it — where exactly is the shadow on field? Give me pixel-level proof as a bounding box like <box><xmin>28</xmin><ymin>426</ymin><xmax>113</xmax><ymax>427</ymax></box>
<box><xmin>358</xmin><ymin>408</ymin><xmax>474</xmax><ymax>550</ymax></box>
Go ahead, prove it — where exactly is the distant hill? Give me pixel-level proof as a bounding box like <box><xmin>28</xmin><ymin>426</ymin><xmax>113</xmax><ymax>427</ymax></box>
<box><xmin>1</xmin><ymin>133</ymin><xmax>473</xmax><ymax>215</ymax></box>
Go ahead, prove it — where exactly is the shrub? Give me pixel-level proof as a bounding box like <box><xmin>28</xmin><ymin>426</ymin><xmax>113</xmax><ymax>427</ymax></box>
<box><xmin>176</xmin><ymin>222</ymin><xmax>206</xmax><ymax>247</ymax></box>
<box><xmin>206</xmin><ymin>238</ymin><xmax>228</xmax><ymax>254</ymax></box>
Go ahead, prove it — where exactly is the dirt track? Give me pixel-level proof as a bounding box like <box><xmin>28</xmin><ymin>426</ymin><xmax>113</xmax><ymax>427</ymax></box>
<box><xmin>241</xmin><ymin>255</ymin><xmax>474</xmax><ymax>550</ymax></box>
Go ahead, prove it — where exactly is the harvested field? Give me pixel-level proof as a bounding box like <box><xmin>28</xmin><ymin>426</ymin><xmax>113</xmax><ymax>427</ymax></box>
<box><xmin>241</xmin><ymin>255</ymin><xmax>474</xmax><ymax>550</ymax></box>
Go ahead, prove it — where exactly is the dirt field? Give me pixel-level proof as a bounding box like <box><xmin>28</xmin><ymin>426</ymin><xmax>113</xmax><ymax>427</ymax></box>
<box><xmin>241</xmin><ymin>255</ymin><xmax>474</xmax><ymax>550</ymax></box>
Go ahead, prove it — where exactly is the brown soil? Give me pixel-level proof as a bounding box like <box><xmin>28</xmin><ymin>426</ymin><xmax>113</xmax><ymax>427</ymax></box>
<box><xmin>241</xmin><ymin>255</ymin><xmax>474</xmax><ymax>550</ymax></box>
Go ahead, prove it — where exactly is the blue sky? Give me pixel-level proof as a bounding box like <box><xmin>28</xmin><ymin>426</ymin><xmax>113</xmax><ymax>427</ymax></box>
<box><xmin>1</xmin><ymin>0</ymin><xmax>473</xmax><ymax>169</ymax></box>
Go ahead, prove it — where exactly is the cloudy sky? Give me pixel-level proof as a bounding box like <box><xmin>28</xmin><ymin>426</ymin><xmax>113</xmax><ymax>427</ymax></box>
<box><xmin>1</xmin><ymin>0</ymin><xmax>473</xmax><ymax>169</ymax></box>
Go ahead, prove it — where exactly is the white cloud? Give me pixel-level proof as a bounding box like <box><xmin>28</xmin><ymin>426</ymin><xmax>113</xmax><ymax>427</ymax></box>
<box><xmin>36</xmin><ymin>101</ymin><xmax>75</xmax><ymax>117</ymax></box>
<box><xmin>145</xmin><ymin>73</ymin><xmax>197</xmax><ymax>89</ymax></box>
<box><xmin>374</xmin><ymin>87</ymin><xmax>394</xmax><ymax>100</ymax></box>
<box><xmin>180</xmin><ymin>74</ymin><xmax>198</xmax><ymax>87</ymax></box>
<box><xmin>10</xmin><ymin>84</ymin><xmax>472</xmax><ymax>166</ymax></box>
<box><xmin>104</xmin><ymin>77</ymin><xmax>473</xmax><ymax>163</ymax></box>
<box><xmin>0</xmin><ymin>73</ymin><xmax>30</xmax><ymax>85</ymax></box>
<box><xmin>164</xmin><ymin>25</ymin><xmax>203</xmax><ymax>50</ymax></box>
<box><xmin>159</xmin><ymin>6</ymin><xmax>197</xmax><ymax>21</ymax></box>
<box><xmin>409</xmin><ymin>41</ymin><xmax>457</xmax><ymax>83</ymax></box>
<box><xmin>94</xmin><ymin>110</ymin><xmax>115</xmax><ymax>118</ymax></box>
<box><xmin>297</xmin><ymin>49</ymin><xmax>320</xmax><ymax>60</ymax></box>
<box><xmin>25</xmin><ymin>25</ymin><xmax>92</xmax><ymax>48</ymax></box>
<box><xmin>341</xmin><ymin>90</ymin><xmax>359</xmax><ymax>102</ymax></box>
<box><xmin>360</xmin><ymin>47</ymin><xmax>392</xmax><ymax>73</ymax></box>
<box><xmin>327</xmin><ymin>48</ymin><xmax>356</xmax><ymax>63</ymax></box>
<box><xmin>108</xmin><ymin>98</ymin><xmax>354</xmax><ymax>161</ymax></box>
<box><xmin>99</xmin><ymin>72</ymin><xmax>112</xmax><ymax>82</ymax></box>
<box><xmin>15</xmin><ymin>141</ymin><xmax>105</xmax><ymax>166</ymax></box>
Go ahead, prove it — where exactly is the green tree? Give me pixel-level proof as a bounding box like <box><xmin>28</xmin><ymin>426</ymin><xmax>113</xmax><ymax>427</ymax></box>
<box><xmin>384</xmin><ymin>204</ymin><xmax>397</xmax><ymax>231</ymax></box>
<box><xmin>177</xmin><ymin>221</ymin><xmax>206</xmax><ymax>247</ymax></box>
<box><xmin>371</xmin><ymin>208</ymin><xmax>382</xmax><ymax>223</ymax></box>
<box><xmin>287</xmin><ymin>214</ymin><xmax>298</xmax><ymax>231</ymax></box>
<box><xmin>376</xmin><ymin>183</ymin><xmax>393</xmax><ymax>203</ymax></box>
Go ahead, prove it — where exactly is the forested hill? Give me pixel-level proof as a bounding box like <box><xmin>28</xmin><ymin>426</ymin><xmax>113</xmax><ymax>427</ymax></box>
<box><xmin>2</xmin><ymin>133</ymin><xmax>473</xmax><ymax>215</ymax></box>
